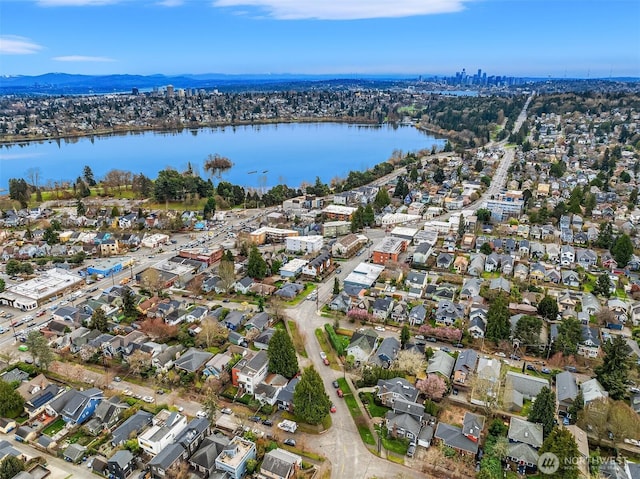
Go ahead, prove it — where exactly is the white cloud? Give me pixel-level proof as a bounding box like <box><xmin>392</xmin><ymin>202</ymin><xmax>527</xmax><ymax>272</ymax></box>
<box><xmin>36</xmin><ymin>0</ymin><xmax>122</xmax><ymax>6</ymax></box>
<box><xmin>156</xmin><ymin>0</ymin><xmax>184</xmax><ymax>6</ymax></box>
<box><xmin>0</xmin><ymin>36</ymin><xmax>43</xmax><ymax>55</ymax></box>
<box><xmin>212</xmin><ymin>0</ymin><xmax>469</xmax><ymax>20</ymax></box>
<box><xmin>53</xmin><ymin>55</ymin><xmax>116</xmax><ymax>62</ymax></box>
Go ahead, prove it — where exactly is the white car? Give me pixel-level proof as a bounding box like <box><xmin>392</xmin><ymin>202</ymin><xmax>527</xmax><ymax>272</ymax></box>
<box><xmin>375</xmin><ymin>326</ymin><xmax>386</xmax><ymax>332</ymax></box>
<box><xmin>496</xmin><ymin>352</ymin><xmax>507</xmax><ymax>358</ymax></box>
<box><xmin>320</xmin><ymin>352</ymin><xmax>327</xmax><ymax>360</ymax></box>
<box><xmin>196</xmin><ymin>410</ymin><xmax>207</xmax><ymax>418</ymax></box>
<box><xmin>142</xmin><ymin>396</ymin><xmax>154</xmax><ymax>403</ymax></box>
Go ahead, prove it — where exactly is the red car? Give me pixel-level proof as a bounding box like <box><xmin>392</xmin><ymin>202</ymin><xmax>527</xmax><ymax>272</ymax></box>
<box><xmin>330</xmin><ymin>403</ymin><xmax>337</xmax><ymax>413</ymax></box>
<box><xmin>336</xmin><ymin>389</ymin><xmax>344</xmax><ymax>398</ymax></box>
<box><xmin>323</xmin><ymin>358</ymin><xmax>330</xmax><ymax>366</ymax></box>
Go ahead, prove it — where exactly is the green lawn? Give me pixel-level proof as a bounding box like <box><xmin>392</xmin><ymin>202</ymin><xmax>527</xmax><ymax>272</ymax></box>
<box><xmin>381</xmin><ymin>434</ymin><xmax>409</xmax><ymax>456</ymax></box>
<box><xmin>314</xmin><ymin>329</ymin><xmax>340</xmax><ymax>370</ymax></box>
<box><xmin>42</xmin><ymin>418</ymin><xmax>66</xmax><ymax>436</ymax></box>
<box><xmin>359</xmin><ymin>392</ymin><xmax>390</xmax><ymax>418</ymax></box>
<box><xmin>337</xmin><ymin>378</ymin><xmax>376</xmax><ymax>445</ymax></box>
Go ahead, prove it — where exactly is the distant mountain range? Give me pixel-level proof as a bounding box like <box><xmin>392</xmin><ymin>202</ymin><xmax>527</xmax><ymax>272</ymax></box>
<box><xmin>0</xmin><ymin>72</ymin><xmax>420</xmax><ymax>95</ymax></box>
<box><xmin>1</xmin><ymin>72</ymin><xmax>638</xmax><ymax>96</ymax></box>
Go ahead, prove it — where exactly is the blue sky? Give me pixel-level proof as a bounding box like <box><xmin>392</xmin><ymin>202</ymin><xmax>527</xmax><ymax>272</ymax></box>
<box><xmin>1</xmin><ymin>0</ymin><xmax>639</xmax><ymax>78</ymax></box>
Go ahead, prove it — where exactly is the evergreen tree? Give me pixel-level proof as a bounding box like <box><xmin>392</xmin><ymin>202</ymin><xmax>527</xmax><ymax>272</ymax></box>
<box><xmin>567</xmin><ymin>389</ymin><xmax>583</xmax><ymax>424</ymax></box>
<box><xmin>593</xmin><ymin>274</ymin><xmax>612</xmax><ymax>298</ymax></box>
<box><xmin>121</xmin><ymin>288</ymin><xmax>138</xmax><ymax>319</ymax></box>
<box><xmin>539</xmin><ymin>427</ymin><xmax>580</xmax><ymax>479</ymax></box>
<box><xmin>400</xmin><ymin>325</ymin><xmax>410</xmax><ymax>349</ymax></box>
<box><xmin>333</xmin><ymin>278</ymin><xmax>340</xmax><ymax>295</ymax></box>
<box><xmin>480</xmin><ymin>242</ymin><xmax>493</xmax><ymax>255</ymax></box>
<box><xmin>554</xmin><ymin>317</ymin><xmax>582</xmax><ymax>356</ymax></box>
<box><xmin>486</xmin><ymin>294</ymin><xmax>510</xmax><ymax>343</ymax></box>
<box><xmin>373</xmin><ymin>188</ymin><xmax>391</xmax><ymax>211</ymax></box>
<box><xmin>247</xmin><ymin>245</ymin><xmax>267</xmax><ymax>279</ymax></box>
<box><xmin>267</xmin><ymin>329</ymin><xmax>299</xmax><ymax>379</ymax></box>
<box><xmin>514</xmin><ymin>315</ymin><xmax>542</xmax><ymax>349</ymax></box>
<box><xmin>83</xmin><ymin>165</ymin><xmax>97</xmax><ymax>186</ymax></box>
<box><xmin>538</xmin><ymin>296</ymin><xmax>559</xmax><ymax>321</ymax></box>
<box><xmin>611</xmin><ymin>234</ymin><xmax>634</xmax><ymax>267</ymax></box>
<box><xmin>528</xmin><ymin>386</ymin><xmax>556</xmax><ymax>437</ymax></box>
<box><xmin>394</xmin><ymin>177</ymin><xmax>407</xmax><ymax>198</ymax></box>
<box><xmin>293</xmin><ymin>366</ymin><xmax>331</xmax><ymax>425</ymax></box>
<box><xmin>8</xmin><ymin>178</ymin><xmax>30</xmax><ymax>208</ymax></box>
<box><xmin>433</xmin><ymin>167</ymin><xmax>445</xmax><ymax>184</ymax></box>
<box><xmin>91</xmin><ymin>308</ymin><xmax>109</xmax><ymax>332</ymax></box>
<box><xmin>595</xmin><ymin>335</ymin><xmax>632</xmax><ymax>400</ymax></box>
<box><xmin>0</xmin><ymin>456</ymin><xmax>24</xmax><ymax>479</ymax></box>
<box><xmin>596</xmin><ymin>222</ymin><xmax>614</xmax><ymax>249</ymax></box>
<box><xmin>363</xmin><ymin>204</ymin><xmax>375</xmax><ymax>226</ymax></box>
<box><xmin>203</xmin><ymin>196</ymin><xmax>216</xmax><ymax>219</ymax></box>
<box><xmin>0</xmin><ymin>380</ymin><xmax>24</xmax><ymax>418</ymax></box>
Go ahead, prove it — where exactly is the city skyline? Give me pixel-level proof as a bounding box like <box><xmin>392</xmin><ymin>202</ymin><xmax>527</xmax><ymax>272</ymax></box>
<box><xmin>0</xmin><ymin>0</ymin><xmax>639</xmax><ymax>78</ymax></box>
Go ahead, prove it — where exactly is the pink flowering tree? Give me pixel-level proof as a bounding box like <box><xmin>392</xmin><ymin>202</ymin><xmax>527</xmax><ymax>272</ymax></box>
<box><xmin>418</xmin><ymin>325</ymin><xmax>462</xmax><ymax>342</ymax></box>
<box><xmin>416</xmin><ymin>375</ymin><xmax>447</xmax><ymax>400</ymax></box>
<box><xmin>347</xmin><ymin>308</ymin><xmax>372</xmax><ymax>323</ymax></box>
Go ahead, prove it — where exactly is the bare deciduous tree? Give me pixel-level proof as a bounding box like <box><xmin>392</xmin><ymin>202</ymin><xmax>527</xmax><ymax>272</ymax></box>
<box><xmin>392</xmin><ymin>350</ymin><xmax>427</xmax><ymax>376</ymax></box>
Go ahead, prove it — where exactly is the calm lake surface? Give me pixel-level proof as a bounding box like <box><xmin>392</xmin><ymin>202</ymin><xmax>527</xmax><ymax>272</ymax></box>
<box><xmin>0</xmin><ymin>123</ymin><xmax>444</xmax><ymax>191</ymax></box>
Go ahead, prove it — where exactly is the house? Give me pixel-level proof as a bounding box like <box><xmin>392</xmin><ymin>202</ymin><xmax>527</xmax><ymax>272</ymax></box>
<box><xmin>454</xmin><ymin>256</ymin><xmax>469</xmax><ymax>274</ymax></box>
<box><xmin>436</xmin><ymin>253</ymin><xmax>454</xmax><ymax>270</ymax></box>
<box><xmin>204</xmin><ymin>353</ymin><xmax>234</xmax><ymax>378</ymax></box>
<box><xmin>147</xmin><ymin>443</ymin><xmax>186</xmax><ymax>479</ymax></box>
<box><xmin>427</xmin><ymin>350</ymin><xmax>455</xmax><ymax>379</ymax></box>
<box><xmin>435</xmin><ymin>300</ymin><xmax>464</xmax><ymax>326</ymax></box>
<box><xmin>408</xmin><ymin>304</ymin><xmax>427</xmax><ymax>326</ymax></box>
<box><xmin>189</xmin><ymin>433</ymin><xmax>230</xmax><ymax>476</ymax></box>
<box><xmin>254</xmin><ymin>328</ymin><xmax>276</xmax><ymax>351</ymax></box>
<box><xmin>276</xmin><ymin>377</ymin><xmax>300</xmax><ymax>412</ymax></box>
<box><xmin>460</xmin><ymin>278</ymin><xmax>483</xmax><ymax>300</ymax></box>
<box><xmin>370</xmin><ymin>296</ymin><xmax>393</xmax><ymax>320</ymax></box>
<box><xmin>581</xmin><ymin>293</ymin><xmax>601</xmax><ymax>315</ymax></box>
<box><xmin>174</xmin><ymin>348</ymin><xmax>214</xmax><ymax>374</ymax></box>
<box><xmin>346</xmin><ymin>329</ymin><xmax>378</xmax><ymax>364</ymax></box>
<box><xmin>453</xmin><ymin>350</ymin><xmax>478</xmax><ymax>386</ymax></box>
<box><xmin>84</xmin><ymin>396</ymin><xmax>128</xmax><ymax>436</ymax></box>
<box><xmin>215</xmin><ymin>436</ymin><xmax>257</xmax><ymax>479</ymax></box>
<box><xmin>369</xmin><ymin>337</ymin><xmax>400</xmax><ymax>369</ymax></box>
<box><xmin>576</xmin><ymin>248</ymin><xmax>598</xmax><ymax>269</ymax></box>
<box><xmin>223</xmin><ymin>311</ymin><xmax>246</xmax><ymax>331</ymax></box>
<box><xmin>385</xmin><ymin>399</ymin><xmax>427</xmax><ymax>445</ymax></box>
<box><xmin>111</xmin><ymin>411</ymin><xmax>153</xmax><ymax>446</ymax></box>
<box><xmin>468</xmin><ymin>254</ymin><xmax>486</xmax><ymax>277</ymax></box>
<box><xmin>152</xmin><ymin>344</ymin><xmax>186</xmax><ymax>372</ymax></box>
<box><xmin>274</xmin><ymin>282</ymin><xmax>304</xmax><ymax>299</ymax></box>
<box><xmin>245</xmin><ymin>312</ymin><xmax>270</xmax><ymax>332</ymax></box>
<box><xmin>565</xmin><ymin>424</ymin><xmax>590</xmax><ymax>478</ymax></box>
<box><xmin>561</xmin><ymin>245</ymin><xmax>576</xmax><ymax>266</ymax></box>
<box><xmin>514</xmin><ymin>263</ymin><xmax>529</xmax><ymax>281</ymax></box>
<box><xmin>405</xmin><ymin>271</ymin><xmax>427</xmax><ymax>298</ymax></box>
<box><xmin>556</xmin><ymin>371</ymin><xmax>579</xmax><ymax>415</ymax></box>
<box><xmin>507</xmin><ymin>417</ymin><xmax>543</xmax><ymax>469</ymax></box>
<box><xmin>434</xmin><ymin>412</ymin><xmax>485</xmax><ymax>455</ymax></box>
<box><xmin>107</xmin><ymin>450</ymin><xmax>135</xmax><ymax>479</ymax></box>
<box><xmin>581</xmin><ymin>378</ymin><xmax>608</xmax><ymax>405</ymax></box>
<box><xmin>63</xmin><ymin>443</ymin><xmax>87</xmax><ymax>463</ymax></box>
<box><xmin>503</xmin><ymin>372</ymin><xmax>550</xmax><ymax>412</ymax></box>
<box><xmin>46</xmin><ymin>388</ymin><xmax>103</xmax><ymax>425</ymax></box>
<box><xmin>233</xmin><ymin>350</ymin><xmax>269</xmax><ymax>395</ymax></box>
<box><xmin>259</xmin><ymin>448</ymin><xmax>302</xmax><ymax>479</ymax></box>
<box><xmin>562</xmin><ymin>270</ymin><xmax>581</xmax><ymax>288</ymax></box>
<box><xmin>485</xmin><ymin>252</ymin><xmax>501</xmax><ymax>272</ymax></box>
<box><xmin>0</xmin><ymin>419</ymin><xmax>16</xmax><ymax>435</ymax></box>
<box><xmin>17</xmin><ymin>375</ymin><xmax>62</xmax><ymax>418</ymax></box>
<box><xmin>138</xmin><ymin>411</ymin><xmax>188</xmax><ymax>456</ymax></box>
<box><xmin>578</xmin><ymin>326</ymin><xmax>600</xmax><ymax>358</ymax></box>
<box><xmin>376</xmin><ymin>378</ymin><xmax>418</xmax><ymax>407</ymax></box>
<box><xmin>489</xmin><ymin>277</ymin><xmax>511</xmax><ymax>293</ymax></box>
<box><xmin>233</xmin><ymin>277</ymin><xmax>254</xmax><ymax>294</ymax></box>
<box><xmin>468</xmin><ymin>316</ymin><xmax>486</xmax><ymax>339</ymax></box>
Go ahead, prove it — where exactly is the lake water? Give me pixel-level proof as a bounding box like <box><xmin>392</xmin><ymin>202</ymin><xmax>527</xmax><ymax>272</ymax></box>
<box><xmin>0</xmin><ymin>123</ymin><xmax>444</xmax><ymax>191</ymax></box>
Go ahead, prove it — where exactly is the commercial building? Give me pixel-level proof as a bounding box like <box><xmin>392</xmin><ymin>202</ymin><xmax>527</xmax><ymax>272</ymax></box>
<box><xmin>371</xmin><ymin>237</ymin><xmax>407</xmax><ymax>265</ymax></box>
<box><xmin>322</xmin><ymin>205</ymin><xmax>357</xmax><ymax>221</ymax></box>
<box><xmin>343</xmin><ymin>263</ymin><xmax>385</xmax><ymax>290</ymax></box>
<box><xmin>322</xmin><ymin>221</ymin><xmax>351</xmax><ymax>238</ymax></box>
<box><xmin>285</xmin><ymin>236</ymin><xmax>324</xmax><ymax>254</ymax></box>
<box><xmin>249</xmin><ymin>227</ymin><xmax>298</xmax><ymax>245</ymax></box>
<box><xmin>0</xmin><ymin>268</ymin><xmax>84</xmax><ymax>311</ymax></box>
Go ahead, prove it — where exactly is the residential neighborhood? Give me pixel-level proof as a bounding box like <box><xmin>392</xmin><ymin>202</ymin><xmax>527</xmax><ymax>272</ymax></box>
<box><xmin>0</xmin><ymin>86</ymin><xmax>639</xmax><ymax>479</ymax></box>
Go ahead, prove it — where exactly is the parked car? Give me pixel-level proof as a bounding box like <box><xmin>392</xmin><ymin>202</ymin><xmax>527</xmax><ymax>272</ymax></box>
<box><xmin>415</xmin><ymin>335</ymin><xmax>425</xmax><ymax>340</ymax></box>
<box><xmin>454</xmin><ymin>343</ymin><xmax>464</xmax><ymax>348</ymax></box>
<box><xmin>113</xmin><ymin>376</ymin><xmax>122</xmax><ymax>382</ymax></box>
<box><xmin>249</xmin><ymin>416</ymin><xmax>262</xmax><ymax>422</ymax></box>
<box><xmin>262</xmin><ymin>419</ymin><xmax>273</xmax><ymax>426</ymax></box>
<box><xmin>526</xmin><ymin>364</ymin><xmax>537</xmax><ymax>372</ymax></box>
<box><xmin>496</xmin><ymin>352</ymin><xmax>506</xmax><ymax>358</ymax></box>
<box><xmin>284</xmin><ymin>439</ymin><xmax>296</xmax><ymax>447</ymax></box>
<box><xmin>337</xmin><ymin>389</ymin><xmax>344</xmax><ymax>398</ymax></box>
<box><xmin>374</xmin><ymin>326</ymin><xmax>386</xmax><ymax>332</ymax></box>
<box><xmin>221</xmin><ymin>408</ymin><xmax>233</xmax><ymax>415</ymax></box>
<box><xmin>440</xmin><ymin>347</ymin><xmax>451</xmax><ymax>353</ymax></box>
<box><xmin>196</xmin><ymin>410</ymin><xmax>207</xmax><ymax>418</ymax></box>
<box><xmin>564</xmin><ymin>365</ymin><xmax>577</xmax><ymax>373</ymax></box>
<box><xmin>541</xmin><ymin>368</ymin><xmax>551</xmax><ymax>374</ymax></box>
<box><xmin>330</xmin><ymin>403</ymin><xmax>337</xmax><ymax>413</ymax></box>
<box><xmin>510</xmin><ymin>354</ymin><xmax>521</xmax><ymax>361</ymax></box>
<box><xmin>320</xmin><ymin>352</ymin><xmax>327</xmax><ymax>360</ymax></box>
<box><xmin>426</xmin><ymin>337</ymin><xmax>437</xmax><ymax>343</ymax></box>
<box><xmin>332</xmin><ymin>380</ymin><xmax>339</xmax><ymax>389</ymax></box>
<box><xmin>142</xmin><ymin>396</ymin><xmax>155</xmax><ymax>403</ymax></box>
<box><xmin>407</xmin><ymin>444</ymin><xmax>416</xmax><ymax>458</ymax></box>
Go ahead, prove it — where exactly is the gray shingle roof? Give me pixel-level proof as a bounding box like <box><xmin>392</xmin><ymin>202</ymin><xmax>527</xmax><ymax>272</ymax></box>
<box><xmin>508</xmin><ymin>417</ymin><xmax>543</xmax><ymax>448</ymax></box>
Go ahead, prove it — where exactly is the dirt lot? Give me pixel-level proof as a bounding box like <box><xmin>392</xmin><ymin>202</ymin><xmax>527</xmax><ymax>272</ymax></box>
<box><xmin>412</xmin><ymin>446</ymin><xmax>476</xmax><ymax>479</ymax></box>
<box><xmin>438</xmin><ymin>402</ymin><xmax>468</xmax><ymax>427</ymax></box>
